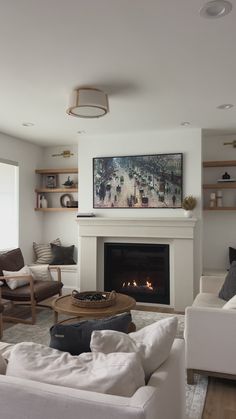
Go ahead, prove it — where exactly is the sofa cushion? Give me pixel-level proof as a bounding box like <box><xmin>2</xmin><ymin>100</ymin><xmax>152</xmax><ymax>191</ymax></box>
<box><xmin>6</xmin><ymin>342</ymin><xmax>145</xmax><ymax>397</ymax></box>
<box><xmin>49</xmin><ymin>313</ymin><xmax>132</xmax><ymax>355</ymax></box>
<box><xmin>90</xmin><ymin>316</ymin><xmax>177</xmax><ymax>381</ymax></box>
<box><xmin>0</xmin><ymin>248</ymin><xmax>24</xmax><ymax>276</ymax></box>
<box><xmin>229</xmin><ymin>246</ymin><xmax>236</xmax><ymax>265</ymax></box>
<box><xmin>222</xmin><ymin>294</ymin><xmax>236</xmax><ymax>310</ymax></box>
<box><xmin>192</xmin><ymin>292</ymin><xmax>225</xmax><ymax>309</ymax></box>
<box><xmin>219</xmin><ymin>261</ymin><xmax>236</xmax><ymax>301</ymax></box>
<box><xmin>50</xmin><ymin>244</ymin><xmax>76</xmax><ymax>265</ymax></box>
<box><xmin>33</xmin><ymin>238</ymin><xmax>61</xmax><ymax>264</ymax></box>
<box><xmin>3</xmin><ymin>266</ymin><xmax>31</xmax><ymax>290</ymax></box>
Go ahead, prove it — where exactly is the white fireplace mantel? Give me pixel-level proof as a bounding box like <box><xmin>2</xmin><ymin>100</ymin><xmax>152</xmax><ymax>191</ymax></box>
<box><xmin>77</xmin><ymin>217</ymin><xmax>197</xmax><ymax>311</ymax></box>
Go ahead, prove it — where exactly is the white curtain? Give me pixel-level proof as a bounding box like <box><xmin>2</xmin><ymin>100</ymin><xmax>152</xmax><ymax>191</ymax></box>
<box><xmin>0</xmin><ymin>160</ymin><xmax>19</xmax><ymax>250</ymax></box>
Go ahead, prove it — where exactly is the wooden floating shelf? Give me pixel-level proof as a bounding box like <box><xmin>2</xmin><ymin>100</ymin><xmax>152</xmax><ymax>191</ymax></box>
<box><xmin>203</xmin><ymin>161</ymin><xmax>236</xmax><ymax>168</ymax></box>
<box><xmin>35</xmin><ymin>188</ymin><xmax>78</xmax><ymax>193</ymax></box>
<box><xmin>203</xmin><ymin>183</ymin><xmax>236</xmax><ymax>189</ymax></box>
<box><xmin>204</xmin><ymin>207</ymin><xmax>236</xmax><ymax>211</ymax></box>
<box><xmin>35</xmin><ymin>168</ymin><xmax>78</xmax><ymax>174</ymax></box>
<box><xmin>34</xmin><ymin>208</ymin><xmax>78</xmax><ymax>212</ymax></box>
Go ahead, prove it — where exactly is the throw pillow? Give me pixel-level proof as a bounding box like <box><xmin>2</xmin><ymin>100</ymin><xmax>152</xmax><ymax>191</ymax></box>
<box><xmin>6</xmin><ymin>342</ymin><xmax>145</xmax><ymax>396</ymax></box>
<box><xmin>90</xmin><ymin>316</ymin><xmax>178</xmax><ymax>381</ymax></box>
<box><xmin>0</xmin><ymin>353</ymin><xmax>7</xmax><ymax>375</ymax></box>
<box><xmin>219</xmin><ymin>261</ymin><xmax>236</xmax><ymax>301</ymax></box>
<box><xmin>222</xmin><ymin>294</ymin><xmax>236</xmax><ymax>309</ymax></box>
<box><xmin>50</xmin><ymin>243</ymin><xmax>75</xmax><ymax>265</ymax></box>
<box><xmin>49</xmin><ymin>313</ymin><xmax>132</xmax><ymax>355</ymax></box>
<box><xmin>29</xmin><ymin>265</ymin><xmax>52</xmax><ymax>281</ymax></box>
<box><xmin>0</xmin><ymin>281</ymin><xmax>3</xmax><ymax>286</ymax></box>
<box><xmin>3</xmin><ymin>266</ymin><xmax>31</xmax><ymax>290</ymax></box>
<box><xmin>229</xmin><ymin>247</ymin><xmax>236</xmax><ymax>265</ymax></box>
<box><xmin>0</xmin><ymin>248</ymin><xmax>24</xmax><ymax>276</ymax></box>
<box><xmin>33</xmin><ymin>238</ymin><xmax>61</xmax><ymax>264</ymax></box>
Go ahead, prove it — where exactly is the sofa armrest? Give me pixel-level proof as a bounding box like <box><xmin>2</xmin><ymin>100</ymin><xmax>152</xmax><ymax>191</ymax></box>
<box><xmin>200</xmin><ymin>275</ymin><xmax>226</xmax><ymax>293</ymax></box>
<box><xmin>185</xmin><ymin>306</ymin><xmax>236</xmax><ymax>374</ymax></box>
<box><xmin>0</xmin><ymin>340</ymin><xmax>185</xmax><ymax>419</ymax></box>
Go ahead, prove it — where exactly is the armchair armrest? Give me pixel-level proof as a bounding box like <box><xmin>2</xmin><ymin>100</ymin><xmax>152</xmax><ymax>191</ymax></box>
<box><xmin>185</xmin><ymin>306</ymin><xmax>236</xmax><ymax>374</ymax></box>
<box><xmin>48</xmin><ymin>266</ymin><xmax>62</xmax><ymax>284</ymax></box>
<box><xmin>200</xmin><ymin>275</ymin><xmax>226</xmax><ymax>293</ymax></box>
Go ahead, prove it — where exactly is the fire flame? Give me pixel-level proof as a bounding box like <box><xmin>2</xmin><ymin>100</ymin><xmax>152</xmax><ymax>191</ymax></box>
<box><xmin>122</xmin><ymin>279</ymin><xmax>153</xmax><ymax>290</ymax></box>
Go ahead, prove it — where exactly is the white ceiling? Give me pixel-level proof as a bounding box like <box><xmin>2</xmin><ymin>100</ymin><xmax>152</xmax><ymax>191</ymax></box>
<box><xmin>0</xmin><ymin>0</ymin><xmax>236</xmax><ymax>146</ymax></box>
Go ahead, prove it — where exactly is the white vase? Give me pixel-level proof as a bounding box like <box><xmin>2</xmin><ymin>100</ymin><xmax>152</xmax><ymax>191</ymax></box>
<box><xmin>40</xmin><ymin>196</ymin><xmax>48</xmax><ymax>209</ymax></box>
<box><xmin>184</xmin><ymin>210</ymin><xmax>193</xmax><ymax>218</ymax></box>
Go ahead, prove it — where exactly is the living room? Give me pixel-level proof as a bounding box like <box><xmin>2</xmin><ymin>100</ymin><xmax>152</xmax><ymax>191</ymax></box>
<box><xmin>1</xmin><ymin>1</ymin><xmax>236</xmax><ymax>418</ymax></box>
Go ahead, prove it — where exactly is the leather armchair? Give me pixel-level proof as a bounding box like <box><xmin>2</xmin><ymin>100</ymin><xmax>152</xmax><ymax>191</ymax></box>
<box><xmin>0</xmin><ymin>249</ymin><xmax>63</xmax><ymax>325</ymax></box>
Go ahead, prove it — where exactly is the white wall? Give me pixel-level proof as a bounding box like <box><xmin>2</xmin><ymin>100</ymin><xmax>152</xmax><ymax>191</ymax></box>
<box><xmin>0</xmin><ymin>133</ymin><xmax>43</xmax><ymax>263</ymax></box>
<box><xmin>40</xmin><ymin>145</ymin><xmax>78</xmax><ymax>261</ymax></box>
<box><xmin>79</xmin><ymin>128</ymin><xmax>202</xmax><ymax>293</ymax></box>
<box><xmin>203</xmin><ymin>134</ymin><xmax>236</xmax><ymax>271</ymax></box>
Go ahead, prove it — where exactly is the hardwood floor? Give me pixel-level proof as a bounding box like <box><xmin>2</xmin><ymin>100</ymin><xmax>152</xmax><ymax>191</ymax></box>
<box><xmin>2</xmin><ymin>301</ymin><xmax>236</xmax><ymax>418</ymax></box>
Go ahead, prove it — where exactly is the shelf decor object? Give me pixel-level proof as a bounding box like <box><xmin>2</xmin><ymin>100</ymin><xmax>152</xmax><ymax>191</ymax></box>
<box><xmin>35</xmin><ymin>168</ymin><xmax>78</xmax><ymax>212</ymax></box>
<box><xmin>203</xmin><ymin>160</ymin><xmax>236</xmax><ymax>211</ymax></box>
<box><xmin>182</xmin><ymin>195</ymin><xmax>197</xmax><ymax>218</ymax></box>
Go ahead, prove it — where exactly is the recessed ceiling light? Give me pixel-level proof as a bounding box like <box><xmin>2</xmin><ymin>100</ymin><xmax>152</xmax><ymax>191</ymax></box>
<box><xmin>200</xmin><ymin>1</ymin><xmax>232</xmax><ymax>19</ymax></box>
<box><xmin>217</xmin><ymin>104</ymin><xmax>234</xmax><ymax>110</ymax></box>
<box><xmin>22</xmin><ymin>122</ymin><xmax>35</xmax><ymax>127</ymax></box>
<box><xmin>181</xmin><ymin>122</ymin><xmax>190</xmax><ymax>126</ymax></box>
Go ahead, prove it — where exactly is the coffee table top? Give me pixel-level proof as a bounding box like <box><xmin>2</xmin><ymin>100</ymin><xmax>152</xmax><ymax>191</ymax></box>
<box><xmin>53</xmin><ymin>292</ymin><xmax>136</xmax><ymax>319</ymax></box>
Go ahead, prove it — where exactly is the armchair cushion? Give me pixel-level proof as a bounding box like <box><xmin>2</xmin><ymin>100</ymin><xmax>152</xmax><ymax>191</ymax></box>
<box><xmin>29</xmin><ymin>265</ymin><xmax>52</xmax><ymax>281</ymax></box>
<box><xmin>0</xmin><ymin>248</ymin><xmax>24</xmax><ymax>276</ymax></box>
<box><xmin>3</xmin><ymin>266</ymin><xmax>31</xmax><ymax>290</ymax></box>
<box><xmin>1</xmin><ymin>280</ymin><xmax>63</xmax><ymax>302</ymax></box>
<box><xmin>219</xmin><ymin>261</ymin><xmax>236</xmax><ymax>300</ymax></box>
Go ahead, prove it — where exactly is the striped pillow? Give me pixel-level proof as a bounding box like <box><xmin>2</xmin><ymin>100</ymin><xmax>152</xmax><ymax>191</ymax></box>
<box><xmin>33</xmin><ymin>238</ymin><xmax>61</xmax><ymax>264</ymax></box>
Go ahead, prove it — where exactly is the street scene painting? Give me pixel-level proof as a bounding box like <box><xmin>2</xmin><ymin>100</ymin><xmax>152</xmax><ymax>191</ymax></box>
<box><xmin>93</xmin><ymin>153</ymin><xmax>183</xmax><ymax>208</ymax></box>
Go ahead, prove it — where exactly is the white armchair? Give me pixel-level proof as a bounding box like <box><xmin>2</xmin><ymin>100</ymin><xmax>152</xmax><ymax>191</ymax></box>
<box><xmin>185</xmin><ymin>275</ymin><xmax>236</xmax><ymax>383</ymax></box>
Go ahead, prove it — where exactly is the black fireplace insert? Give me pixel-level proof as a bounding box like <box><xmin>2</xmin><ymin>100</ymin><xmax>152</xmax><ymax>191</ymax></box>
<box><xmin>104</xmin><ymin>243</ymin><xmax>170</xmax><ymax>304</ymax></box>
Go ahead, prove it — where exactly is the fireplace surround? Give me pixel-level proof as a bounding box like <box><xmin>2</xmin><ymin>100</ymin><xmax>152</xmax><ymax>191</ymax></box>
<box><xmin>77</xmin><ymin>217</ymin><xmax>196</xmax><ymax>311</ymax></box>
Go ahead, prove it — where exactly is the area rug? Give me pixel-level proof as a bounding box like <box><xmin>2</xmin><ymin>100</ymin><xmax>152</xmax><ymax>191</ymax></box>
<box><xmin>1</xmin><ymin>309</ymin><xmax>207</xmax><ymax>419</ymax></box>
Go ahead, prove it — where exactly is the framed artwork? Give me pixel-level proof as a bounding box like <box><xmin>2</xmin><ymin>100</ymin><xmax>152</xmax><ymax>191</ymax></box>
<box><xmin>93</xmin><ymin>153</ymin><xmax>183</xmax><ymax>208</ymax></box>
<box><xmin>45</xmin><ymin>175</ymin><xmax>57</xmax><ymax>188</ymax></box>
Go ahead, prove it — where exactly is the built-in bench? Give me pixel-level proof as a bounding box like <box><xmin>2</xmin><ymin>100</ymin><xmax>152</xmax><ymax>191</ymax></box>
<box><xmin>49</xmin><ymin>265</ymin><xmax>79</xmax><ymax>291</ymax></box>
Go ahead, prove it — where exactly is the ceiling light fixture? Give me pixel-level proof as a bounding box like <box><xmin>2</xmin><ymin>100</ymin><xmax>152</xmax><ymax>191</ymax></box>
<box><xmin>22</xmin><ymin>122</ymin><xmax>34</xmax><ymax>127</ymax></box>
<box><xmin>181</xmin><ymin>122</ymin><xmax>190</xmax><ymax>126</ymax></box>
<box><xmin>67</xmin><ymin>88</ymin><xmax>109</xmax><ymax>118</ymax></box>
<box><xmin>200</xmin><ymin>0</ymin><xmax>232</xmax><ymax>19</ymax></box>
<box><xmin>217</xmin><ymin>103</ymin><xmax>234</xmax><ymax>109</ymax></box>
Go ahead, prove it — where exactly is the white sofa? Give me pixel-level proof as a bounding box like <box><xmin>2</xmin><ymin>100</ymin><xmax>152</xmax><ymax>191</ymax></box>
<box><xmin>0</xmin><ymin>339</ymin><xmax>186</xmax><ymax>419</ymax></box>
<box><xmin>185</xmin><ymin>274</ymin><xmax>236</xmax><ymax>383</ymax></box>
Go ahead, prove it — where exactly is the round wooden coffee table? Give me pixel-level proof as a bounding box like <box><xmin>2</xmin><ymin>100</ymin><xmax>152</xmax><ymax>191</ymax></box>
<box><xmin>53</xmin><ymin>292</ymin><xmax>136</xmax><ymax>325</ymax></box>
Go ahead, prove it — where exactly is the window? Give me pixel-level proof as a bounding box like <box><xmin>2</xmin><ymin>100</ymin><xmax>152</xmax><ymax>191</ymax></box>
<box><xmin>0</xmin><ymin>160</ymin><xmax>19</xmax><ymax>250</ymax></box>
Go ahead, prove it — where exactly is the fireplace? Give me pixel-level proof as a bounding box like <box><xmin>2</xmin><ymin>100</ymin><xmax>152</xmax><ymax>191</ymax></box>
<box><xmin>104</xmin><ymin>243</ymin><xmax>170</xmax><ymax>304</ymax></box>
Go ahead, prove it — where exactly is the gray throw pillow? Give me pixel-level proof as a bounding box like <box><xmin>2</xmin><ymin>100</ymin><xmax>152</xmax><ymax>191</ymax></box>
<box><xmin>49</xmin><ymin>313</ymin><xmax>132</xmax><ymax>355</ymax></box>
<box><xmin>219</xmin><ymin>261</ymin><xmax>236</xmax><ymax>301</ymax></box>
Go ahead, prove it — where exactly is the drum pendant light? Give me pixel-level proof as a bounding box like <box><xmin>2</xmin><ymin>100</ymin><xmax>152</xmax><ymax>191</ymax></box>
<box><xmin>67</xmin><ymin>88</ymin><xmax>109</xmax><ymax>118</ymax></box>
